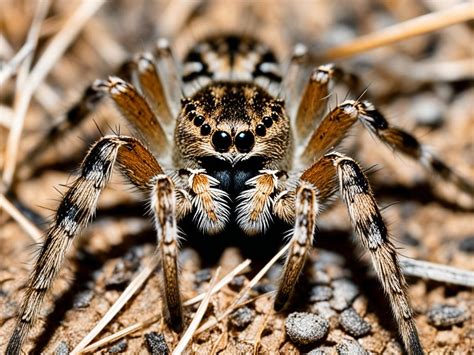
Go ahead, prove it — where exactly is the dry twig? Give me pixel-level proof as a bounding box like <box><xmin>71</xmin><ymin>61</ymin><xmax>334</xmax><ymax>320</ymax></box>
<box><xmin>172</xmin><ymin>267</ymin><xmax>221</xmax><ymax>354</ymax></box>
<box><xmin>318</xmin><ymin>3</ymin><xmax>474</xmax><ymax>60</ymax></box>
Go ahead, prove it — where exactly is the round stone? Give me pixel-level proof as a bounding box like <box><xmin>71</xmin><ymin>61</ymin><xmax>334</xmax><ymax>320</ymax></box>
<box><xmin>212</xmin><ymin>130</ymin><xmax>232</xmax><ymax>152</ymax></box>
<box><xmin>235</xmin><ymin>130</ymin><xmax>255</xmax><ymax>152</ymax></box>
<box><xmin>339</xmin><ymin>308</ymin><xmax>371</xmax><ymax>337</ymax></box>
<box><xmin>427</xmin><ymin>304</ymin><xmax>470</xmax><ymax>327</ymax></box>
<box><xmin>285</xmin><ymin>312</ymin><xmax>329</xmax><ymax>346</ymax></box>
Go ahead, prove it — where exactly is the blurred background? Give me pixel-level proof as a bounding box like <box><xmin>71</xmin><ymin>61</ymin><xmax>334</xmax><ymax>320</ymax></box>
<box><xmin>0</xmin><ymin>0</ymin><xmax>473</xmax><ymax>353</ymax></box>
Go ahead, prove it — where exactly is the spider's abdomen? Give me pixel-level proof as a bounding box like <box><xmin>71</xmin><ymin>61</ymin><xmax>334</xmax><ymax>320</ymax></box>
<box><xmin>181</xmin><ymin>35</ymin><xmax>282</xmax><ymax>97</ymax></box>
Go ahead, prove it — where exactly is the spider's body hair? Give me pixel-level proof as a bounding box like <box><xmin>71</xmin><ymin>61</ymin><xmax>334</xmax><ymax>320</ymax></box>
<box><xmin>9</xmin><ymin>33</ymin><xmax>474</xmax><ymax>355</ymax></box>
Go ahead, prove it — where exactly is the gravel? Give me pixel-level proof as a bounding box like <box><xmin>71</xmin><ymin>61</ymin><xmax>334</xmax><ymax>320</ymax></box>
<box><xmin>107</xmin><ymin>339</ymin><xmax>128</xmax><ymax>353</ymax></box>
<box><xmin>229</xmin><ymin>306</ymin><xmax>255</xmax><ymax>329</ymax></box>
<box><xmin>330</xmin><ymin>279</ymin><xmax>359</xmax><ymax>311</ymax></box>
<box><xmin>72</xmin><ymin>289</ymin><xmax>94</xmax><ymax>308</ymax></box>
<box><xmin>426</xmin><ymin>304</ymin><xmax>470</xmax><ymax>327</ymax></box>
<box><xmin>252</xmin><ymin>283</ymin><xmax>276</xmax><ymax>294</ymax></box>
<box><xmin>194</xmin><ymin>268</ymin><xmax>213</xmax><ymax>284</ymax></box>
<box><xmin>144</xmin><ymin>332</ymin><xmax>169</xmax><ymax>355</ymax></box>
<box><xmin>55</xmin><ymin>341</ymin><xmax>70</xmax><ymax>355</ymax></box>
<box><xmin>309</xmin><ymin>285</ymin><xmax>333</xmax><ymax>302</ymax></box>
<box><xmin>307</xmin><ymin>347</ymin><xmax>333</xmax><ymax>354</ymax></box>
<box><xmin>285</xmin><ymin>312</ymin><xmax>329</xmax><ymax>346</ymax></box>
<box><xmin>336</xmin><ymin>337</ymin><xmax>368</xmax><ymax>354</ymax></box>
<box><xmin>410</xmin><ymin>93</ymin><xmax>445</xmax><ymax>127</ymax></box>
<box><xmin>339</xmin><ymin>308</ymin><xmax>371</xmax><ymax>337</ymax></box>
<box><xmin>228</xmin><ymin>275</ymin><xmax>246</xmax><ymax>291</ymax></box>
<box><xmin>458</xmin><ymin>236</ymin><xmax>474</xmax><ymax>253</ymax></box>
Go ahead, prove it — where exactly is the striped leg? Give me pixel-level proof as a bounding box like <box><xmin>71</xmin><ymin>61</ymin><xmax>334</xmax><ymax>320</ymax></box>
<box><xmin>287</xmin><ymin>152</ymin><xmax>423</xmax><ymax>355</ymax></box>
<box><xmin>274</xmin><ymin>153</ymin><xmax>423</xmax><ymax>354</ymax></box>
<box><xmin>6</xmin><ymin>135</ymin><xmax>169</xmax><ymax>354</ymax></box>
<box><xmin>23</xmin><ymin>60</ymin><xmax>136</xmax><ymax>169</ymax></box>
<box><xmin>301</xmin><ymin>99</ymin><xmax>473</xmax><ymax>195</ymax></box>
<box><xmin>152</xmin><ymin>175</ymin><xmax>182</xmax><ymax>331</ymax></box>
<box><xmin>275</xmin><ymin>182</ymin><xmax>318</xmax><ymax>310</ymax></box>
<box><xmin>96</xmin><ymin>77</ymin><xmax>169</xmax><ymax>158</ymax></box>
<box><xmin>330</xmin><ymin>152</ymin><xmax>422</xmax><ymax>354</ymax></box>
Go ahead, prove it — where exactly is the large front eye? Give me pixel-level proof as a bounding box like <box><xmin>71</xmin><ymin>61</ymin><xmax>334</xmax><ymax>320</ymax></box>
<box><xmin>235</xmin><ymin>131</ymin><xmax>255</xmax><ymax>153</ymax></box>
<box><xmin>212</xmin><ymin>130</ymin><xmax>232</xmax><ymax>152</ymax></box>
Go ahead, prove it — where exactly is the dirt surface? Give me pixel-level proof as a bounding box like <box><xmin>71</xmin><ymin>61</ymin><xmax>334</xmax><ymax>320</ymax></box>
<box><xmin>1</xmin><ymin>1</ymin><xmax>473</xmax><ymax>354</ymax></box>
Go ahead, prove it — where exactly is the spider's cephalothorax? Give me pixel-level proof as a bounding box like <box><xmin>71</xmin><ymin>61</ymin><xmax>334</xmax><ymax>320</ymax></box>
<box><xmin>8</xmin><ymin>34</ymin><xmax>473</xmax><ymax>355</ymax></box>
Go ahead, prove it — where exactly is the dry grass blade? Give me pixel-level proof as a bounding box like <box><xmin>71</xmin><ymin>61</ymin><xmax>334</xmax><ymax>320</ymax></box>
<box><xmin>0</xmin><ymin>194</ymin><xmax>42</xmax><ymax>243</ymax></box>
<box><xmin>71</xmin><ymin>254</ymin><xmax>160</xmax><ymax>354</ymax></box>
<box><xmin>2</xmin><ymin>0</ymin><xmax>105</xmax><ymax>189</ymax></box>
<box><xmin>0</xmin><ymin>42</ymin><xmax>33</xmax><ymax>86</ymax></box>
<box><xmin>80</xmin><ymin>315</ymin><xmax>160</xmax><ymax>354</ymax></box>
<box><xmin>318</xmin><ymin>2</ymin><xmax>474</xmax><ymax>61</ymax></box>
<box><xmin>195</xmin><ymin>242</ymin><xmax>291</xmax><ymax>335</ymax></box>
<box><xmin>80</xmin><ymin>258</ymin><xmax>251</xmax><ymax>353</ymax></box>
<box><xmin>400</xmin><ymin>255</ymin><xmax>474</xmax><ymax>287</ymax></box>
<box><xmin>172</xmin><ymin>267</ymin><xmax>221</xmax><ymax>355</ymax></box>
<box><xmin>183</xmin><ymin>258</ymin><xmax>251</xmax><ymax>306</ymax></box>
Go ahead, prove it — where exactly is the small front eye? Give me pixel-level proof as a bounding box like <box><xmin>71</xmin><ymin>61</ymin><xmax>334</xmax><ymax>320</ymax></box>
<box><xmin>235</xmin><ymin>131</ymin><xmax>255</xmax><ymax>153</ymax></box>
<box><xmin>212</xmin><ymin>131</ymin><xmax>232</xmax><ymax>152</ymax></box>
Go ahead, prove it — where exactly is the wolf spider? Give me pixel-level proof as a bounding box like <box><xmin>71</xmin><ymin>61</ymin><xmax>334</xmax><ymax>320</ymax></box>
<box><xmin>7</xmin><ymin>34</ymin><xmax>473</xmax><ymax>354</ymax></box>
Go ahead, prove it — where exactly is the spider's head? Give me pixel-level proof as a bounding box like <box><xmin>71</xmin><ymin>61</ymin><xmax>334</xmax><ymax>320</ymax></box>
<box><xmin>175</xmin><ymin>82</ymin><xmax>291</xmax><ymax>167</ymax></box>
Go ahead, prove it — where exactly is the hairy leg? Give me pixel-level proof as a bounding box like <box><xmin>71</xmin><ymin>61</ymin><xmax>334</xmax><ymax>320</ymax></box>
<box><xmin>275</xmin><ymin>182</ymin><xmax>318</xmax><ymax>310</ymax></box>
<box><xmin>152</xmin><ymin>175</ymin><xmax>182</xmax><ymax>331</ymax></box>
<box><xmin>300</xmin><ymin>99</ymin><xmax>473</xmax><ymax>195</ymax></box>
<box><xmin>7</xmin><ymin>136</ymin><xmax>167</xmax><ymax>354</ymax></box>
<box><xmin>274</xmin><ymin>152</ymin><xmax>423</xmax><ymax>354</ymax></box>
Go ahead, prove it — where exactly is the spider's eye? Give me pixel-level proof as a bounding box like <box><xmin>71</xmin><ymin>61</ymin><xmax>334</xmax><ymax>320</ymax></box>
<box><xmin>235</xmin><ymin>131</ymin><xmax>255</xmax><ymax>153</ymax></box>
<box><xmin>212</xmin><ymin>131</ymin><xmax>232</xmax><ymax>152</ymax></box>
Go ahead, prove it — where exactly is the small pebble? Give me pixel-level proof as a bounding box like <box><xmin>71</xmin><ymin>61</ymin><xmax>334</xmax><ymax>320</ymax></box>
<box><xmin>144</xmin><ymin>332</ymin><xmax>169</xmax><ymax>355</ymax></box>
<box><xmin>336</xmin><ymin>337</ymin><xmax>368</xmax><ymax>355</ymax></box>
<box><xmin>339</xmin><ymin>308</ymin><xmax>371</xmax><ymax>337</ymax></box>
<box><xmin>252</xmin><ymin>283</ymin><xmax>276</xmax><ymax>294</ymax></box>
<box><xmin>427</xmin><ymin>304</ymin><xmax>470</xmax><ymax>327</ymax></box>
<box><xmin>195</xmin><ymin>268</ymin><xmax>213</xmax><ymax>284</ymax></box>
<box><xmin>313</xmin><ymin>270</ymin><xmax>331</xmax><ymax>285</ymax></box>
<box><xmin>307</xmin><ymin>347</ymin><xmax>332</xmax><ymax>354</ymax></box>
<box><xmin>106</xmin><ymin>256</ymin><xmax>140</xmax><ymax>290</ymax></box>
<box><xmin>317</xmin><ymin>250</ymin><xmax>346</xmax><ymax>267</ymax></box>
<box><xmin>330</xmin><ymin>279</ymin><xmax>359</xmax><ymax>311</ymax></box>
<box><xmin>459</xmin><ymin>236</ymin><xmax>474</xmax><ymax>253</ymax></box>
<box><xmin>401</xmin><ymin>232</ymin><xmax>420</xmax><ymax>247</ymax></box>
<box><xmin>73</xmin><ymin>289</ymin><xmax>94</xmax><ymax>308</ymax></box>
<box><xmin>107</xmin><ymin>339</ymin><xmax>128</xmax><ymax>353</ymax></box>
<box><xmin>228</xmin><ymin>275</ymin><xmax>246</xmax><ymax>291</ymax></box>
<box><xmin>310</xmin><ymin>301</ymin><xmax>337</xmax><ymax>320</ymax></box>
<box><xmin>310</xmin><ymin>285</ymin><xmax>333</xmax><ymax>302</ymax></box>
<box><xmin>411</xmin><ymin>93</ymin><xmax>445</xmax><ymax>127</ymax></box>
<box><xmin>230</xmin><ymin>306</ymin><xmax>255</xmax><ymax>329</ymax></box>
<box><xmin>55</xmin><ymin>341</ymin><xmax>70</xmax><ymax>355</ymax></box>
<box><xmin>285</xmin><ymin>312</ymin><xmax>329</xmax><ymax>346</ymax></box>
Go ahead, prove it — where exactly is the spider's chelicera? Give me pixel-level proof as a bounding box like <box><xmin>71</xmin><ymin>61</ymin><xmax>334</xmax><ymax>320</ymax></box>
<box><xmin>8</xmin><ymin>35</ymin><xmax>473</xmax><ymax>355</ymax></box>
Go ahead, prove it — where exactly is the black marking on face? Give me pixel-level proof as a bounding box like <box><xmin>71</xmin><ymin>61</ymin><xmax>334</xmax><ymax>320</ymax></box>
<box><xmin>199</xmin><ymin>156</ymin><xmax>266</xmax><ymax>198</ymax></box>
